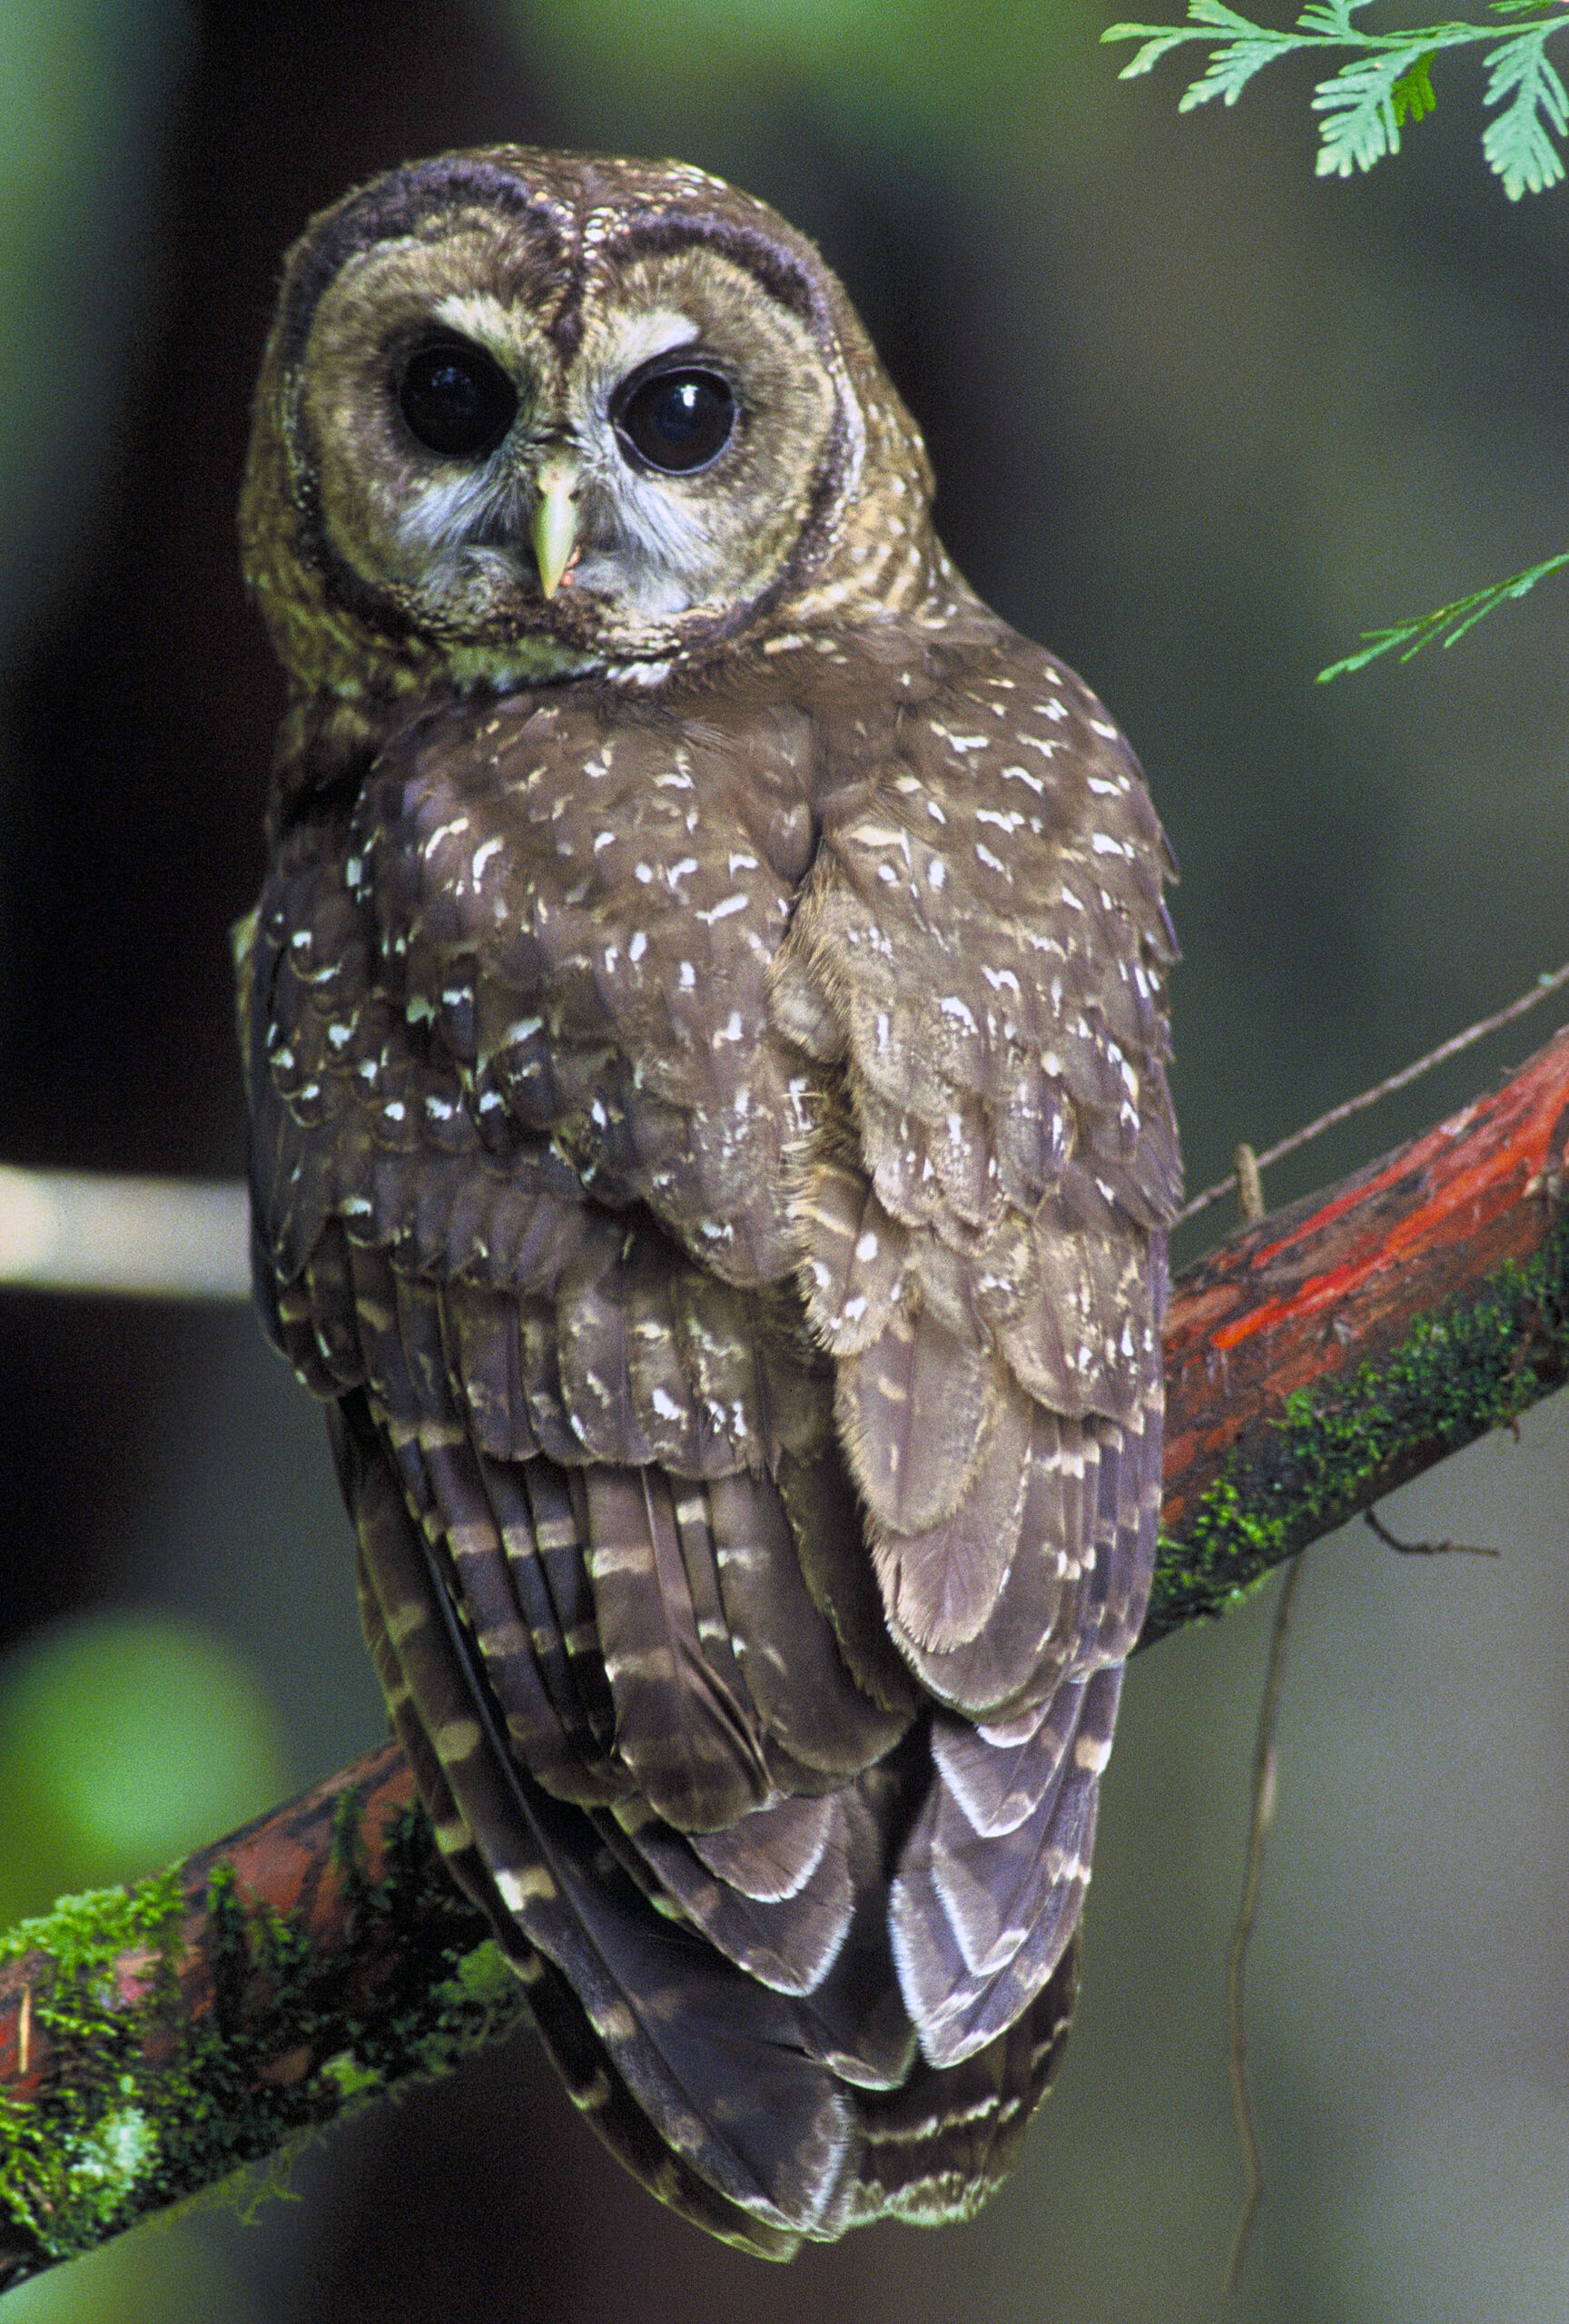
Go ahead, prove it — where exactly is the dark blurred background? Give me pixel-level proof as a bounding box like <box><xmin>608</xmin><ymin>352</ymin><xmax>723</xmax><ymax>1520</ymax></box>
<box><xmin>2</xmin><ymin>3</ymin><xmax>1567</xmax><ymax>2319</ymax></box>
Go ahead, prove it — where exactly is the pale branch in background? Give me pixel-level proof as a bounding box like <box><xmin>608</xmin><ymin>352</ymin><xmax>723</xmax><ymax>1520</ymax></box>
<box><xmin>5</xmin><ymin>967</ymin><xmax>1565</xmax><ymax>1295</ymax></box>
<box><xmin>0</xmin><ymin>1168</ymin><xmax>249</xmax><ymax>1300</ymax></box>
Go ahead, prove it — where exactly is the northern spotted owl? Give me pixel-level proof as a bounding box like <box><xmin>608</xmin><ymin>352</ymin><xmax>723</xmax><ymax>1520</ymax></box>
<box><xmin>236</xmin><ymin>148</ymin><xmax>1179</xmax><ymax>2257</ymax></box>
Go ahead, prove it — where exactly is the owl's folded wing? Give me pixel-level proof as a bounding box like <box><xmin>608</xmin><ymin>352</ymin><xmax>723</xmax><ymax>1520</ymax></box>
<box><xmin>768</xmin><ymin>632</ymin><xmax>1178</xmax><ymax>2063</ymax></box>
<box><xmin>771</xmin><ymin>631</ymin><xmax>1179</xmax><ymax>1709</ymax></box>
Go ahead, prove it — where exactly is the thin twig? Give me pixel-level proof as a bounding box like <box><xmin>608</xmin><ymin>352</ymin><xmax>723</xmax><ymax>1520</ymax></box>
<box><xmin>1363</xmin><ymin>1506</ymin><xmax>1500</xmax><ymax>1561</ymax></box>
<box><xmin>1180</xmin><ymin>962</ymin><xmax>1569</xmax><ymax>1224</ymax></box>
<box><xmin>1234</xmin><ymin>1141</ymin><xmax>1266</xmax><ymax>1223</ymax></box>
<box><xmin>1225</xmin><ymin>1551</ymin><xmax>1309</xmax><ymax>2299</ymax></box>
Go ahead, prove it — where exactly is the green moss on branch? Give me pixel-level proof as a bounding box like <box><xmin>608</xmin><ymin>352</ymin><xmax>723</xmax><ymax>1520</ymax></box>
<box><xmin>1142</xmin><ymin>1216</ymin><xmax>1569</xmax><ymax>1643</ymax></box>
<box><xmin>0</xmin><ymin>1799</ymin><xmax>525</xmax><ymax>2291</ymax></box>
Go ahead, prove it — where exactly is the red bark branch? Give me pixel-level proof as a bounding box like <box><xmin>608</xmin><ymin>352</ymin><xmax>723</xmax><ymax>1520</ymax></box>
<box><xmin>1163</xmin><ymin>1019</ymin><xmax>1569</xmax><ymax>1536</ymax></box>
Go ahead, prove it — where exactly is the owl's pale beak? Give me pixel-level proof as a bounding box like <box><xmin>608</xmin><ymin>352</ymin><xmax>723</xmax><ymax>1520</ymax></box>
<box><xmin>531</xmin><ymin>458</ymin><xmax>582</xmax><ymax>599</ymax></box>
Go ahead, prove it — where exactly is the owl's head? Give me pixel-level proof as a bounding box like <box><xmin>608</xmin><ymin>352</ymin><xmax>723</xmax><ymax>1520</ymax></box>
<box><xmin>242</xmin><ymin>149</ymin><xmax>939</xmax><ymax>707</ymax></box>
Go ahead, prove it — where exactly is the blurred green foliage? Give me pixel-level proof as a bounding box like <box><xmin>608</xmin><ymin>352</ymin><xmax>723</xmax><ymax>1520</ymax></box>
<box><xmin>0</xmin><ymin>1610</ymin><xmax>286</xmax><ymax>2319</ymax></box>
<box><xmin>0</xmin><ymin>1610</ymin><xmax>288</xmax><ymax>1928</ymax></box>
<box><xmin>508</xmin><ymin>0</ymin><xmax>1107</xmax><ymax>159</ymax></box>
<box><xmin>3</xmin><ymin>2223</ymin><xmax>263</xmax><ymax>2324</ymax></box>
<box><xmin>0</xmin><ymin>0</ymin><xmax>189</xmax><ymax>643</ymax></box>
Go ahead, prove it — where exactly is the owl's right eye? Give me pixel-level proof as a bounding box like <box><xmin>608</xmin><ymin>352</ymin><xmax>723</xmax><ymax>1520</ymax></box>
<box><xmin>397</xmin><ymin>340</ymin><xmax>518</xmax><ymax>459</ymax></box>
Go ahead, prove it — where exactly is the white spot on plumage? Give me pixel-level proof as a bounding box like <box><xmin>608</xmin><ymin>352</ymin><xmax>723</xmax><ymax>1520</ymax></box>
<box><xmin>423</xmin><ymin>816</ymin><xmax>469</xmax><ymax>859</ymax></box>
<box><xmin>1002</xmin><ymin>763</ymin><xmax>1044</xmax><ymax>795</ymax></box>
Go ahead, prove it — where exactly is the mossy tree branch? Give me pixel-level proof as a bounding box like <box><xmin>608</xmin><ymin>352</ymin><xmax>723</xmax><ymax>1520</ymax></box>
<box><xmin>4</xmin><ymin>1023</ymin><xmax>1569</xmax><ymax>2294</ymax></box>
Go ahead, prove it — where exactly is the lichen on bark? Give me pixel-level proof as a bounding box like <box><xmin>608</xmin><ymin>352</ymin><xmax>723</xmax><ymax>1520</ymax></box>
<box><xmin>1143</xmin><ymin>1213</ymin><xmax>1569</xmax><ymax>1643</ymax></box>
<box><xmin>0</xmin><ymin>1794</ymin><xmax>526</xmax><ymax>2288</ymax></box>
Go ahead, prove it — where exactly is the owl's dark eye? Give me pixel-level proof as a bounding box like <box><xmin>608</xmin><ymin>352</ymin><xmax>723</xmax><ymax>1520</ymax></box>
<box><xmin>616</xmin><ymin>369</ymin><xmax>735</xmax><ymax>475</ymax></box>
<box><xmin>398</xmin><ymin>340</ymin><xmax>518</xmax><ymax>459</ymax></box>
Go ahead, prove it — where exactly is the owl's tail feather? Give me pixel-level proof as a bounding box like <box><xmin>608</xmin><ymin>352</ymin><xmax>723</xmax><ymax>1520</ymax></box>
<box><xmin>350</xmin><ymin>1533</ymin><xmax>801</xmax><ymax>2258</ymax></box>
<box><xmin>834</xmin><ymin>1935</ymin><xmax>1081</xmax><ymax>2230</ymax></box>
<box><xmin>337</xmin><ymin>1393</ymin><xmax>859</xmax><ymax>2247</ymax></box>
<box><xmin>881</xmin><ymin>1384</ymin><xmax>1162</xmax><ymax>2067</ymax></box>
<box><xmin>889</xmin><ymin>1669</ymin><xmax>1117</xmax><ymax>2068</ymax></box>
<box><xmin>359</xmin><ymin>1467</ymin><xmax>1076</xmax><ymax>2248</ymax></box>
<box><xmin>338</xmin><ymin>1390</ymin><xmax>1083</xmax><ymax>2250</ymax></box>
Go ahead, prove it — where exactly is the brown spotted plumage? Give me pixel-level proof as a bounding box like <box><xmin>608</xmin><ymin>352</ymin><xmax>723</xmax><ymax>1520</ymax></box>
<box><xmin>236</xmin><ymin>147</ymin><xmax>1179</xmax><ymax>2256</ymax></box>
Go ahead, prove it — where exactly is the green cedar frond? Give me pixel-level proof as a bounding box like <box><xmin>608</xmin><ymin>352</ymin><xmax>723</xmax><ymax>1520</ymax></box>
<box><xmin>1481</xmin><ymin>26</ymin><xmax>1568</xmax><ymax>195</ymax></box>
<box><xmin>1102</xmin><ymin>1</ymin><xmax>1569</xmax><ymax>195</ymax></box>
<box><xmin>1312</xmin><ymin>44</ymin><xmax>1440</xmax><ymax>172</ymax></box>
<box><xmin>1316</xmin><ymin>552</ymin><xmax>1569</xmax><ymax>679</ymax></box>
<box><xmin>1390</xmin><ymin>50</ymin><xmax>1438</xmax><ymax>123</ymax></box>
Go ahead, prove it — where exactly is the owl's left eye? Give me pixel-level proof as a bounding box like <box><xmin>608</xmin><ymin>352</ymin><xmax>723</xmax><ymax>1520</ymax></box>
<box><xmin>397</xmin><ymin>340</ymin><xmax>518</xmax><ymax>459</ymax></box>
<box><xmin>614</xmin><ymin>368</ymin><xmax>735</xmax><ymax>475</ymax></box>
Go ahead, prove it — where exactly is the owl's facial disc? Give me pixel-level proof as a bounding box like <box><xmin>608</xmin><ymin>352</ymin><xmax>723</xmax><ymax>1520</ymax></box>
<box><xmin>285</xmin><ymin>211</ymin><xmax>853</xmax><ymax>679</ymax></box>
<box><xmin>243</xmin><ymin>153</ymin><xmax>939</xmax><ymax>705</ymax></box>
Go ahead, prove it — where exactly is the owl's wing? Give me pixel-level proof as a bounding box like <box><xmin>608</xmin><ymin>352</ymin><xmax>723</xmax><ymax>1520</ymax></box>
<box><xmin>770</xmin><ymin>623</ymin><xmax>1179</xmax><ymax>2063</ymax></box>
<box><xmin>240</xmin><ymin>759</ymin><xmax>923</xmax><ymax>2246</ymax></box>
